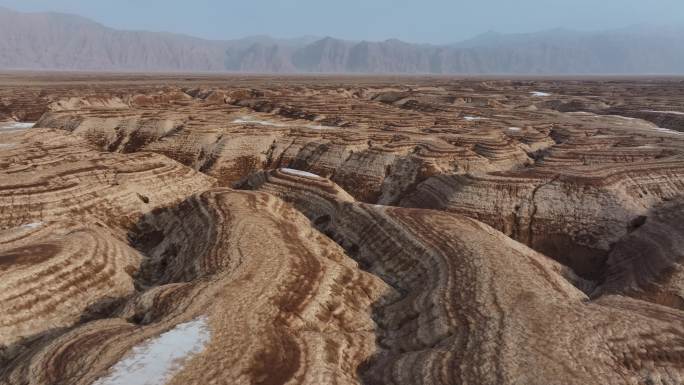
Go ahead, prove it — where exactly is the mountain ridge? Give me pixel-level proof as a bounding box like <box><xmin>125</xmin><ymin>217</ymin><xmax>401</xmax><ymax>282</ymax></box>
<box><xmin>1</xmin><ymin>7</ymin><xmax>684</xmax><ymax>74</ymax></box>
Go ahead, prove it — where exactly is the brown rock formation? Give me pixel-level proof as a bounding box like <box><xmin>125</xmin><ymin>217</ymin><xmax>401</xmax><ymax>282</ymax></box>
<box><xmin>0</xmin><ymin>126</ymin><xmax>214</xmax><ymax>355</ymax></box>
<box><xmin>0</xmin><ymin>221</ymin><xmax>142</xmax><ymax>348</ymax></box>
<box><xmin>2</xmin><ymin>187</ymin><xmax>388</xmax><ymax>385</ymax></box>
<box><xmin>401</xmin><ymin>159</ymin><xmax>684</xmax><ymax>279</ymax></box>
<box><xmin>596</xmin><ymin>200</ymin><xmax>684</xmax><ymax>309</ymax></box>
<box><xmin>1</xmin><ymin>74</ymin><xmax>684</xmax><ymax>384</ymax></box>
<box><xmin>0</xmin><ymin>128</ymin><xmax>215</xmax><ymax>232</ymax></box>
<box><xmin>243</xmin><ymin>168</ymin><xmax>684</xmax><ymax>384</ymax></box>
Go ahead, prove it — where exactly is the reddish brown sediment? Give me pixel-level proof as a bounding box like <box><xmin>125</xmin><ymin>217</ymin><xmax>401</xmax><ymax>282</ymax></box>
<box><xmin>244</xmin><ymin>168</ymin><xmax>684</xmax><ymax>385</ymax></box>
<box><xmin>1</xmin><ymin>74</ymin><xmax>684</xmax><ymax>385</ymax></box>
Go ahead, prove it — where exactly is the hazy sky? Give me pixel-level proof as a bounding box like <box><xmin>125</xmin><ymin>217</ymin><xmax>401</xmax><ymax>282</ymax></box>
<box><xmin>1</xmin><ymin>0</ymin><xmax>683</xmax><ymax>44</ymax></box>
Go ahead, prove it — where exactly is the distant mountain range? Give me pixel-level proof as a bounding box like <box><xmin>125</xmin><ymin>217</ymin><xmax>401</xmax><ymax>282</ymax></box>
<box><xmin>1</xmin><ymin>6</ymin><xmax>684</xmax><ymax>74</ymax></box>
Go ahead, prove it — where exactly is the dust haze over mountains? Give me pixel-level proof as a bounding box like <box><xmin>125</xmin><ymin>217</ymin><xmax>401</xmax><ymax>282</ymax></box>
<box><xmin>1</xmin><ymin>6</ymin><xmax>684</xmax><ymax>74</ymax></box>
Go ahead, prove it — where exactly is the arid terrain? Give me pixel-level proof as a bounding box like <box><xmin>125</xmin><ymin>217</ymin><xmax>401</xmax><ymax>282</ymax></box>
<box><xmin>1</xmin><ymin>72</ymin><xmax>683</xmax><ymax>385</ymax></box>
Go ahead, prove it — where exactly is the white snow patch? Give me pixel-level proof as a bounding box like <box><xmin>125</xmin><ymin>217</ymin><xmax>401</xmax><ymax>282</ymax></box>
<box><xmin>567</xmin><ymin>112</ymin><xmax>594</xmax><ymax>117</ymax></box>
<box><xmin>507</xmin><ymin>127</ymin><xmax>522</xmax><ymax>131</ymax></box>
<box><xmin>570</xmin><ymin>113</ymin><xmax>636</xmax><ymax>121</ymax></box>
<box><xmin>652</xmin><ymin>126</ymin><xmax>684</xmax><ymax>136</ymax></box>
<box><xmin>463</xmin><ymin>116</ymin><xmax>487</xmax><ymax>121</ymax></box>
<box><xmin>0</xmin><ymin>122</ymin><xmax>35</xmax><ymax>131</ymax></box>
<box><xmin>20</xmin><ymin>222</ymin><xmax>43</xmax><ymax>229</ymax></box>
<box><xmin>232</xmin><ymin>116</ymin><xmax>285</xmax><ymax>127</ymax></box>
<box><xmin>531</xmin><ymin>91</ymin><xmax>551</xmax><ymax>97</ymax></box>
<box><xmin>0</xmin><ymin>143</ymin><xmax>16</xmax><ymax>148</ymax></box>
<box><xmin>642</xmin><ymin>110</ymin><xmax>684</xmax><ymax>116</ymax></box>
<box><xmin>304</xmin><ymin>124</ymin><xmax>335</xmax><ymax>130</ymax></box>
<box><xmin>233</xmin><ymin>116</ymin><xmax>335</xmax><ymax>130</ymax></box>
<box><xmin>281</xmin><ymin>168</ymin><xmax>321</xmax><ymax>179</ymax></box>
<box><xmin>93</xmin><ymin>317</ymin><xmax>211</xmax><ymax>385</ymax></box>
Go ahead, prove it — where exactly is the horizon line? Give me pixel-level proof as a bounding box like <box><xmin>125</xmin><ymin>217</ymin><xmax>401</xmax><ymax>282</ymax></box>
<box><xmin>1</xmin><ymin>5</ymin><xmax>683</xmax><ymax>47</ymax></box>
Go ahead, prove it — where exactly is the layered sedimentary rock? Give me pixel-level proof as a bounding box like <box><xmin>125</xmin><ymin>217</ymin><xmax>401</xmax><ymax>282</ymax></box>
<box><xmin>22</xmin><ymin>77</ymin><xmax>684</xmax><ymax>284</ymax></box>
<box><xmin>596</xmin><ymin>199</ymin><xmax>684</xmax><ymax>309</ymax></box>
<box><xmin>37</xmin><ymin>87</ymin><xmax>535</xmax><ymax>204</ymax></box>
<box><xmin>243</xmin><ymin>168</ymin><xmax>684</xmax><ymax>384</ymax></box>
<box><xmin>0</xmin><ymin>221</ymin><xmax>143</xmax><ymax>347</ymax></box>
<box><xmin>2</xmin><ymin>188</ymin><xmax>389</xmax><ymax>385</ymax></box>
<box><xmin>0</xmin><ymin>126</ymin><xmax>215</xmax><ymax>357</ymax></box>
<box><xmin>401</xmin><ymin>158</ymin><xmax>684</xmax><ymax>278</ymax></box>
<box><xmin>2</xmin><ymin>75</ymin><xmax>684</xmax><ymax>384</ymax></box>
<box><xmin>0</xmin><ymin>128</ymin><xmax>215</xmax><ymax>233</ymax></box>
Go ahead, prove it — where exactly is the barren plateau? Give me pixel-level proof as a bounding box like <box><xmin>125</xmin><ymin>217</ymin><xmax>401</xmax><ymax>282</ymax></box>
<box><xmin>1</xmin><ymin>73</ymin><xmax>684</xmax><ymax>385</ymax></box>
